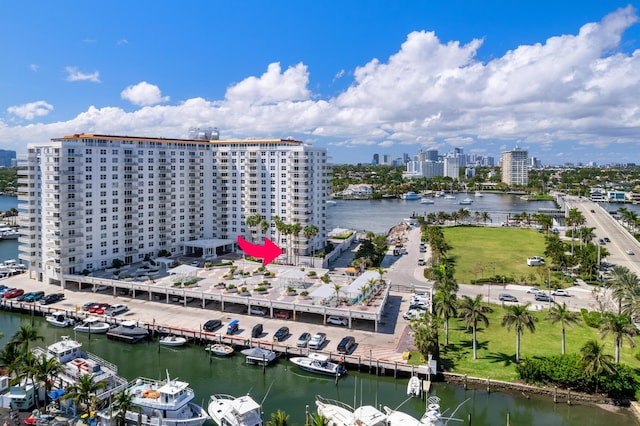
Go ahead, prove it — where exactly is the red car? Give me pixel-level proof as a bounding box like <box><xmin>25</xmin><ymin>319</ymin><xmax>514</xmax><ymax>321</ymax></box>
<box><xmin>94</xmin><ymin>303</ymin><xmax>110</xmax><ymax>314</ymax></box>
<box><xmin>88</xmin><ymin>303</ymin><xmax>107</xmax><ymax>313</ymax></box>
<box><xmin>4</xmin><ymin>288</ymin><xmax>24</xmax><ymax>299</ymax></box>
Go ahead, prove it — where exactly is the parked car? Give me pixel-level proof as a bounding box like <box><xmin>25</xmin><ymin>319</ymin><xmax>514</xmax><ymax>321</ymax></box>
<box><xmin>604</xmin><ymin>237</ymin><xmax>611</xmax><ymax>242</ymax></box>
<box><xmin>526</xmin><ymin>287</ymin><xmax>541</xmax><ymax>294</ymax></box>
<box><xmin>626</xmin><ymin>249</ymin><xmax>635</xmax><ymax>255</ymax></box>
<box><xmin>308</xmin><ymin>332</ymin><xmax>327</xmax><ymax>350</ymax></box>
<box><xmin>409</xmin><ymin>302</ymin><xmax>428</xmax><ymax>311</ymax></box>
<box><xmin>89</xmin><ymin>303</ymin><xmax>110</xmax><ymax>313</ymax></box>
<box><xmin>251</xmin><ymin>323</ymin><xmax>264</xmax><ymax>338</ymax></box>
<box><xmin>274</xmin><ymin>309</ymin><xmax>291</xmax><ymax>319</ymax></box>
<box><xmin>40</xmin><ymin>293</ymin><xmax>64</xmax><ymax>305</ymax></box>
<box><xmin>327</xmin><ymin>316</ymin><xmax>348</xmax><ymax>326</ymax></box>
<box><xmin>82</xmin><ymin>301</ymin><xmax>97</xmax><ymax>311</ymax></box>
<box><xmin>337</xmin><ymin>336</ymin><xmax>356</xmax><ymax>354</ymax></box>
<box><xmin>403</xmin><ymin>309</ymin><xmax>424</xmax><ymax>320</ymax></box>
<box><xmin>248</xmin><ymin>306</ymin><xmax>267</xmax><ymax>316</ymax></box>
<box><xmin>273</xmin><ymin>327</ymin><xmax>289</xmax><ymax>342</ymax></box>
<box><xmin>203</xmin><ymin>319</ymin><xmax>222</xmax><ymax>332</ymax></box>
<box><xmin>534</xmin><ymin>293</ymin><xmax>554</xmax><ymax>302</ymax></box>
<box><xmin>551</xmin><ymin>289</ymin><xmax>570</xmax><ymax>297</ymax></box>
<box><xmin>3</xmin><ymin>288</ymin><xmax>24</xmax><ymax>299</ymax></box>
<box><xmin>296</xmin><ymin>332</ymin><xmax>312</xmax><ymax>348</ymax></box>
<box><xmin>498</xmin><ymin>293</ymin><xmax>518</xmax><ymax>302</ymax></box>
<box><xmin>417</xmin><ymin>258</ymin><xmax>425</xmax><ymax>266</ymax></box>
<box><xmin>24</xmin><ymin>291</ymin><xmax>45</xmax><ymax>302</ymax></box>
<box><xmin>105</xmin><ymin>304</ymin><xmax>128</xmax><ymax>316</ymax></box>
<box><xmin>0</xmin><ymin>287</ymin><xmax>14</xmax><ymax>296</ymax></box>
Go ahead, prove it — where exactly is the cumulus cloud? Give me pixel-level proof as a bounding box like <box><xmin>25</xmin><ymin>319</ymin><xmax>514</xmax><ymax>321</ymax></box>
<box><xmin>1</xmin><ymin>6</ymin><xmax>639</xmax><ymax>164</ymax></box>
<box><xmin>116</xmin><ymin>39</ymin><xmax>128</xmax><ymax>45</ymax></box>
<box><xmin>7</xmin><ymin>101</ymin><xmax>54</xmax><ymax>120</ymax></box>
<box><xmin>29</xmin><ymin>64</ymin><xmax>38</xmax><ymax>72</ymax></box>
<box><xmin>120</xmin><ymin>82</ymin><xmax>170</xmax><ymax>106</ymax></box>
<box><xmin>65</xmin><ymin>67</ymin><xmax>100</xmax><ymax>83</ymax></box>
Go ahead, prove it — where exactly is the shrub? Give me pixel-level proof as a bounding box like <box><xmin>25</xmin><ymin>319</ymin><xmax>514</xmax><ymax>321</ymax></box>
<box><xmin>300</xmin><ymin>290</ymin><xmax>309</xmax><ymax>297</ymax></box>
<box><xmin>307</xmin><ymin>271</ymin><xmax>317</xmax><ymax>277</ymax></box>
<box><xmin>321</xmin><ymin>273</ymin><xmax>331</xmax><ymax>283</ymax></box>
<box><xmin>580</xmin><ymin>308</ymin><xmax>602</xmax><ymax>328</ymax></box>
<box><xmin>241</xmin><ymin>286</ymin><xmax>249</xmax><ymax>294</ymax></box>
<box><xmin>226</xmin><ymin>284</ymin><xmax>236</xmax><ymax>290</ymax></box>
<box><xmin>255</xmin><ymin>286</ymin><xmax>267</xmax><ymax>292</ymax></box>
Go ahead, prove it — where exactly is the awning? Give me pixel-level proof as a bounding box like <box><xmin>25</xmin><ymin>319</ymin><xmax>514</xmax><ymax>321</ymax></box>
<box><xmin>48</xmin><ymin>389</ymin><xmax>66</xmax><ymax>399</ymax></box>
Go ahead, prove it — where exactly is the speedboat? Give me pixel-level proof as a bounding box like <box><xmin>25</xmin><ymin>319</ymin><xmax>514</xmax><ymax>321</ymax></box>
<box><xmin>208</xmin><ymin>393</ymin><xmax>263</xmax><ymax>426</ymax></box>
<box><xmin>159</xmin><ymin>335</ymin><xmax>188</xmax><ymax>347</ymax></box>
<box><xmin>99</xmin><ymin>372</ymin><xmax>208</xmax><ymax>426</ymax></box>
<box><xmin>316</xmin><ymin>395</ymin><xmax>387</xmax><ymax>426</ymax></box>
<box><xmin>459</xmin><ymin>197</ymin><xmax>473</xmax><ymax>205</ymax></box>
<box><xmin>326</xmin><ymin>200</ymin><xmax>337</xmax><ymax>206</ymax></box>
<box><xmin>289</xmin><ymin>353</ymin><xmax>346</xmax><ymax>377</ymax></box>
<box><xmin>107</xmin><ymin>320</ymin><xmax>149</xmax><ymax>343</ymax></box>
<box><xmin>205</xmin><ymin>343</ymin><xmax>234</xmax><ymax>356</ymax></box>
<box><xmin>385</xmin><ymin>396</ymin><xmax>445</xmax><ymax>426</ymax></box>
<box><xmin>240</xmin><ymin>347</ymin><xmax>277</xmax><ymax>366</ymax></box>
<box><xmin>407</xmin><ymin>376</ymin><xmax>421</xmax><ymax>397</ymax></box>
<box><xmin>401</xmin><ymin>191</ymin><xmax>421</xmax><ymax>200</ymax></box>
<box><xmin>443</xmin><ymin>194</ymin><xmax>456</xmax><ymax>200</ymax></box>
<box><xmin>420</xmin><ymin>198</ymin><xmax>435</xmax><ymax>204</ymax></box>
<box><xmin>45</xmin><ymin>311</ymin><xmax>75</xmax><ymax>328</ymax></box>
<box><xmin>474</xmin><ymin>191</ymin><xmax>483</xmax><ymax>197</ymax></box>
<box><xmin>73</xmin><ymin>316</ymin><xmax>110</xmax><ymax>334</ymax></box>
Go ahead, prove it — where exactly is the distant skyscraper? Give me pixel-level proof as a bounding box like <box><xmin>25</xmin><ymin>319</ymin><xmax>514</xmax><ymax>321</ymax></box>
<box><xmin>373</xmin><ymin>153</ymin><xmax>379</xmax><ymax>165</ymax></box>
<box><xmin>426</xmin><ymin>149</ymin><xmax>438</xmax><ymax>162</ymax></box>
<box><xmin>501</xmin><ymin>147</ymin><xmax>528</xmax><ymax>186</ymax></box>
<box><xmin>0</xmin><ymin>150</ymin><xmax>16</xmax><ymax>168</ymax></box>
<box><xmin>444</xmin><ymin>156</ymin><xmax>460</xmax><ymax>180</ymax></box>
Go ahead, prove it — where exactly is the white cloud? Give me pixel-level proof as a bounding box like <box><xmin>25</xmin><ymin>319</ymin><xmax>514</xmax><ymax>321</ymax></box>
<box><xmin>116</xmin><ymin>39</ymin><xmax>128</xmax><ymax>45</ymax></box>
<box><xmin>7</xmin><ymin>101</ymin><xmax>53</xmax><ymax>120</ymax></box>
<box><xmin>1</xmin><ymin>7</ymin><xmax>639</xmax><ymax>165</ymax></box>
<box><xmin>65</xmin><ymin>66</ymin><xmax>101</xmax><ymax>83</ymax></box>
<box><xmin>120</xmin><ymin>82</ymin><xmax>170</xmax><ymax>106</ymax></box>
<box><xmin>29</xmin><ymin>64</ymin><xmax>38</xmax><ymax>72</ymax></box>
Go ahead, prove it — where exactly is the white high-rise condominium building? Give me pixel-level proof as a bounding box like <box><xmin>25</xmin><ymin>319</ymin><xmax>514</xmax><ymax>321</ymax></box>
<box><xmin>18</xmin><ymin>134</ymin><xmax>328</xmax><ymax>284</ymax></box>
<box><xmin>501</xmin><ymin>147</ymin><xmax>528</xmax><ymax>186</ymax></box>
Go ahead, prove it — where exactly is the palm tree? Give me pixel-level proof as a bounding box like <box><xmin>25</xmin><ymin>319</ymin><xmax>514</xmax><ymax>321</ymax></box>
<box><xmin>291</xmin><ymin>222</ymin><xmax>302</xmax><ymax>265</ymax></box>
<box><xmin>501</xmin><ymin>303</ymin><xmax>536</xmax><ymax>363</ymax></box>
<box><xmin>546</xmin><ymin>302</ymin><xmax>581</xmax><ymax>354</ymax></box>
<box><xmin>246</xmin><ymin>213</ymin><xmax>261</xmax><ymax>242</ymax></box>
<box><xmin>411</xmin><ymin>311</ymin><xmax>440</xmax><ymax>361</ymax></box>
<box><xmin>64</xmin><ymin>374</ymin><xmax>108</xmax><ymax>415</ymax></box>
<box><xmin>0</xmin><ymin>341</ymin><xmax>22</xmax><ymax>379</ymax></box>
<box><xmin>458</xmin><ymin>295</ymin><xmax>492</xmax><ymax>360</ymax></box>
<box><xmin>305</xmin><ymin>412</ymin><xmax>328</xmax><ymax>426</ymax></box>
<box><xmin>267</xmin><ymin>409</ymin><xmax>292</xmax><ymax>426</ymax></box>
<box><xmin>605</xmin><ymin>265</ymin><xmax>639</xmax><ymax>315</ymax></box>
<box><xmin>12</xmin><ymin>324</ymin><xmax>44</xmax><ymax>351</ymax></box>
<box><xmin>599</xmin><ymin>312</ymin><xmax>638</xmax><ymax>363</ymax></box>
<box><xmin>580</xmin><ymin>339</ymin><xmax>615</xmax><ymax>393</ymax></box>
<box><xmin>110</xmin><ymin>388</ymin><xmax>137</xmax><ymax>426</ymax></box>
<box><xmin>333</xmin><ymin>284</ymin><xmax>342</xmax><ymax>307</ymax></box>
<box><xmin>303</xmin><ymin>225</ymin><xmax>319</xmax><ymax>258</ymax></box>
<box><xmin>433</xmin><ymin>289</ymin><xmax>457</xmax><ymax>346</ymax></box>
<box><xmin>33</xmin><ymin>353</ymin><xmax>65</xmax><ymax>408</ymax></box>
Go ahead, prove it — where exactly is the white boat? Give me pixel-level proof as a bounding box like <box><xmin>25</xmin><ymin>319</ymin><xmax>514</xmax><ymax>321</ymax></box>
<box><xmin>289</xmin><ymin>353</ymin><xmax>346</xmax><ymax>377</ymax></box>
<box><xmin>107</xmin><ymin>320</ymin><xmax>149</xmax><ymax>343</ymax></box>
<box><xmin>385</xmin><ymin>396</ymin><xmax>445</xmax><ymax>426</ymax></box>
<box><xmin>326</xmin><ymin>200</ymin><xmax>337</xmax><ymax>206</ymax></box>
<box><xmin>205</xmin><ymin>343</ymin><xmax>234</xmax><ymax>356</ymax></box>
<box><xmin>407</xmin><ymin>376</ymin><xmax>421</xmax><ymax>397</ymax></box>
<box><xmin>459</xmin><ymin>197</ymin><xmax>473</xmax><ymax>205</ymax></box>
<box><xmin>208</xmin><ymin>393</ymin><xmax>263</xmax><ymax>426</ymax></box>
<box><xmin>474</xmin><ymin>191</ymin><xmax>483</xmax><ymax>197</ymax></box>
<box><xmin>420</xmin><ymin>198</ymin><xmax>435</xmax><ymax>204</ymax></box>
<box><xmin>434</xmin><ymin>191</ymin><xmax>445</xmax><ymax>198</ymax></box>
<box><xmin>443</xmin><ymin>194</ymin><xmax>456</xmax><ymax>200</ymax></box>
<box><xmin>73</xmin><ymin>316</ymin><xmax>111</xmax><ymax>334</ymax></box>
<box><xmin>45</xmin><ymin>311</ymin><xmax>75</xmax><ymax>328</ymax></box>
<box><xmin>159</xmin><ymin>335</ymin><xmax>188</xmax><ymax>347</ymax></box>
<box><xmin>316</xmin><ymin>395</ymin><xmax>387</xmax><ymax>426</ymax></box>
<box><xmin>401</xmin><ymin>192</ymin><xmax>421</xmax><ymax>200</ymax></box>
<box><xmin>240</xmin><ymin>347</ymin><xmax>277</xmax><ymax>366</ymax></box>
<box><xmin>100</xmin><ymin>372</ymin><xmax>208</xmax><ymax>426</ymax></box>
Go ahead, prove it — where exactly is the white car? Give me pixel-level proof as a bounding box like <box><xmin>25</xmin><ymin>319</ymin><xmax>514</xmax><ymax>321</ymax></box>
<box><xmin>105</xmin><ymin>304</ymin><xmax>128</xmax><ymax>316</ymax></box>
<box><xmin>248</xmin><ymin>306</ymin><xmax>267</xmax><ymax>316</ymax></box>
<box><xmin>526</xmin><ymin>287</ymin><xmax>541</xmax><ymax>294</ymax></box>
<box><xmin>308</xmin><ymin>332</ymin><xmax>327</xmax><ymax>349</ymax></box>
<box><xmin>327</xmin><ymin>315</ymin><xmax>348</xmax><ymax>326</ymax></box>
<box><xmin>403</xmin><ymin>309</ymin><xmax>424</xmax><ymax>320</ymax></box>
<box><xmin>626</xmin><ymin>249</ymin><xmax>635</xmax><ymax>255</ymax></box>
<box><xmin>551</xmin><ymin>289</ymin><xmax>570</xmax><ymax>297</ymax></box>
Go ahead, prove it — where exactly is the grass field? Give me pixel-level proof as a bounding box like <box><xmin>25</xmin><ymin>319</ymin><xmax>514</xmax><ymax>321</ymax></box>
<box><xmin>442</xmin><ymin>226</ymin><xmax>547</xmax><ymax>285</ymax></box>
<box><xmin>435</xmin><ymin>307</ymin><xmax>640</xmax><ymax>381</ymax></box>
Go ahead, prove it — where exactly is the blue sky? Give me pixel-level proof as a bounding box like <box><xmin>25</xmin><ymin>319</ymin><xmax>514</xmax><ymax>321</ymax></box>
<box><xmin>1</xmin><ymin>1</ymin><xmax>640</xmax><ymax>166</ymax></box>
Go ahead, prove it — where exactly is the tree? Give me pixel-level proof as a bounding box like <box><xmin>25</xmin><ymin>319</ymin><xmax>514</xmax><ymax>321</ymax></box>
<box><xmin>605</xmin><ymin>265</ymin><xmax>639</xmax><ymax>315</ymax></box>
<box><xmin>303</xmin><ymin>225</ymin><xmax>319</xmax><ymax>257</ymax></box>
<box><xmin>110</xmin><ymin>388</ymin><xmax>137</xmax><ymax>426</ymax></box>
<box><xmin>546</xmin><ymin>302</ymin><xmax>581</xmax><ymax>354</ymax></box>
<box><xmin>410</xmin><ymin>311</ymin><xmax>440</xmax><ymax>361</ymax></box>
<box><xmin>458</xmin><ymin>295</ymin><xmax>492</xmax><ymax>360</ymax></box>
<box><xmin>33</xmin><ymin>353</ymin><xmax>65</xmax><ymax>408</ymax></box>
<box><xmin>305</xmin><ymin>413</ymin><xmax>328</xmax><ymax>426</ymax></box>
<box><xmin>64</xmin><ymin>374</ymin><xmax>108</xmax><ymax>415</ymax></box>
<box><xmin>246</xmin><ymin>213</ymin><xmax>261</xmax><ymax>242</ymax></box>
<box><xmin>599</xmin><ymin>312</ymin><xmax>638</xmax><ymax>363</ymax></box>
<box><xmin>580</xmin><ymin>339</ymin><xmax>615</xmax><ymax>393</ymax></box>
<box><xmin>11</xmin><ymin>324</ymin><xmax>44</xmax><ymax>351</ymax></box>
<box><xmin>333</xmin><ymin>284</ymin><xmax>342</xmax><ymax>307</ymax></box>
<box><xmin>501</xmin><ymin>303</ymin><xmax>537</xmax><ymax>363</ymax></box>
<box><xmin>267</xmin><ymin>409</ymin><xmax>292</xmax><ymax>426</ymax></box>
<box><xmin>0</xmin><ymin>341</ymin><xmax>22</xmax><ymax>379</ymax></box>
<box><xmin>433</xmin><ymin>289</ymin><xmax>457</xmax><ymax>346</ymax></box>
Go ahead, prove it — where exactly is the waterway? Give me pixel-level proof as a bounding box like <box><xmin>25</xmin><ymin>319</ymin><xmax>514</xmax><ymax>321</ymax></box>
<box><xmin>0</xmin><ymin>311</ymin><xmax>636</xmax><ymax>425</ymax></box>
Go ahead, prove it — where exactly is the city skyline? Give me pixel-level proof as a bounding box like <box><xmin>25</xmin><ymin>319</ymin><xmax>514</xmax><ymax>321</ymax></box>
<box><xmin>1</xmin><ymin>1</ymin><xmax>640</xmax><ymax>165</ymax></box>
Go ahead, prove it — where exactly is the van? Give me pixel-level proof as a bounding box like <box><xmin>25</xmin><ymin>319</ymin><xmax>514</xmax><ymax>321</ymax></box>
<box><xmin>226</xmin><ymin>320</ymin><xmax>239</xmax><ymax>335</ymax></box>
<box><xmin>337</xmin><ymin>336</ymin><xmax>356</xmax><ymax>354</ymax></box>
<box><xmin>251</xmin><ymin>323</ymin><xmax>263</xmax><ymax>338</ymax></box>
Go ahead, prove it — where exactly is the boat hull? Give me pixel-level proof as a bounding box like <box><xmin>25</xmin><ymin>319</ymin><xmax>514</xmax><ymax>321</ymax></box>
<box><xmin>290</xmin><ymin>357</ymin><xmax>346</xmax><ymax>377</ymax></box>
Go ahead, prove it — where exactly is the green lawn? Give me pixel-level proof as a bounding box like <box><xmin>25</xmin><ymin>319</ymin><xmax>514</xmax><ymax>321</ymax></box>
<box><xmin>434</xmin><ymin>307</ymin><xmax>640</xmax><ymax>381</ymax></box>
<box><xmin>442</xmin><ymin>226</ymin><xmax>547</xmax><ymax>285</ymax></box>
